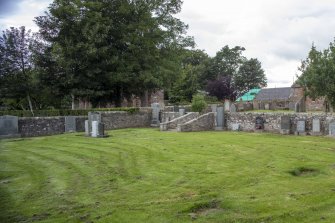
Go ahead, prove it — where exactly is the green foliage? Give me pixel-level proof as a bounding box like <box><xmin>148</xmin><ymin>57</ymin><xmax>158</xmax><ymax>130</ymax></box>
<box><xmin>0</xmin><ymin>27</ymin><xmax>36</xmax><ymax>112</ymax></box>
<box><xmin>1</xmin><ymin>129</ymin><xmax>335</xmax><ymax>222</ymax></box>
<box><xmin>201</xmin><ymin>46</ymin><xmax>267</xmax><ymax>99</ymax></box>
<box><xmin>298</xmin><ymin>43</ymin><xmax>335</xmax><ymax>108</ymax></box>
<box><xmin>35</xmin><ymin>0</ymin><xmax>193</xmax><ymax>107</ymax></box>
<box><xmin>0</xmin><ymin>107</ymin><xmax>139</xmax><ymax>117</ymax></box>
<box><xmin>234</xmin><ymin>58</ymin><xmax>267</xmax><ymax>95</ymax></box>
<box><xmin>169</xmin><ymin>49</ymin><xmax>209</xmax><ymax>103</ymax></box>
<box><xmin>191</xmin><ymin>93</ymin><xmax>207</xmax><ymax>112</ymax></box>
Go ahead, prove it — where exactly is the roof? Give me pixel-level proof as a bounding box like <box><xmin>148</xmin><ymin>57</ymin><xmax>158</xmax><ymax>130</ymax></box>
<box><xmin>254</xmin><ymin>87</ymin><xmax>292</xmax><ymax>101</ymax></box>
<box><xmin>236</xmin><ymin>88</ymin><xmax>261</xmax><ymax>102</ymax></box>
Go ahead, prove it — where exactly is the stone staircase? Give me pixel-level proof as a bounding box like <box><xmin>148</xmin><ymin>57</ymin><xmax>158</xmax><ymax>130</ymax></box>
<box><xmin>160</xmin><ymin>112</ymin><xmax>199</xmax><ymax>131</ymax></box>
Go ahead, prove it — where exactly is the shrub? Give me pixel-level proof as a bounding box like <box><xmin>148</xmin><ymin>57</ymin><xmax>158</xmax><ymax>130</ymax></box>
<box><xmin>191</xmin><ymin>94</ymin><xmax>207</xmax><ymax>113</ymax></box>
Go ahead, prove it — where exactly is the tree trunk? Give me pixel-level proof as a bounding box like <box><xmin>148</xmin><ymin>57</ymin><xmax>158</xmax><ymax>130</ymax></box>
<box><xmin>71</xmin><ymin>94</ymin><xmax>75</xmax><ymax>110</ymax></box>
<box><xmin>27</xmin><ymin>93</ymin><xmax>34</xmax><ymax>116</ymax></box>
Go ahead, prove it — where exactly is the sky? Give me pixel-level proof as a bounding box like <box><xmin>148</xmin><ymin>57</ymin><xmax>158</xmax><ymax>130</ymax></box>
<box><xmin>1</xmin><ymin>0</ymin><xmax>335</xmax><ymax>88</ymax></box>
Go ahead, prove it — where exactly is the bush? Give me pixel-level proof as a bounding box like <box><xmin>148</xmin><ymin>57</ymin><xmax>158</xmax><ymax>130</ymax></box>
<box><xmin>191</xmin><ymin>94</ymin><xmax>207</xmax><ymax>113</ymax></box>
<box><xmin>0</xmin><ymin>107</ymin><xmax>140</xmax><ymax>117</ymax></box>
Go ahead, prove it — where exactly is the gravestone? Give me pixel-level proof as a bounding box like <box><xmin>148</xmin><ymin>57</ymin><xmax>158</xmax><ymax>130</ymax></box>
<box><xmin>173</xmin><ymin>105</ymin><xmax>179</xmax><ymax>112</ymax></box>
<box><xmin>255</xmin><ymin>116</ymin><xmax>264</xmax><ymax>131</ymax></box>
<box><xmin>211</xmin><ymin>104</ymin><xmax>217</xmax><ymax>113</ymax></box>
<box><xmin>0</xmin><ymin>115</ymin><xmax>20</xmax><ymax>138</ymax></box>
<box><xmin>230</xmin><ymin>104</ymin><xmax>237</xmax><ymax>113</ymax></box>
<box><xmin>85</xmin><ymin>120</ymin><xmax>90</xmax><ymax>136</ymax></box>
<box><xmin>65</xmin><ymin>116</ymin><xmax>77</xmax><ymax>132</ymax></box>
<box><xmin>265</xmin><ymin>103</ymin><xmax>270</xmax><ymax>110</ymax></box>
<box><xmin>224</xmin><ymin>100</ymin><xmax>231</xmax><ymax>112</ymax></box>
<box><xmin>232</xmin><ymin>123</ymin><xmax>240</xmax><ymax>131</ymax></box>
<box><xmin>151</xmin><ymin>103</ymin><xmax>160</xmax><ymax>127</ymax></box>
<box><xmin>215</xmin><ymin>107</ymin><xmax>224</xmax><ymax>131</ymax></box>
<box><xmin>179</xmin><ymin>109</ymin><xmax>185</xmax><ymax>116</ymax></box>
<box><xmin>312</xmin><ymin>119</ymin><xmax>321</xmax><ymax>135</ymax></box>
<box><xmin>88</xmin><ymin>112</ymin><xmax>102</xmax><ymax>136</ymax></box>
<box><xmin>329</xmin><ymin>121</ymin><xmax>335</xmax><ymax>137</ymax></box>
<box><xmin>280</xmin><ymin>116</ymin><xmax>290</xmax><ymax>134</ymax></box>
<box><xmin>296</xmin><ymin>120</ymin><xmax>306</xmax><ymax>136</ymax></box>
<box><xmin>91</xmin><ymin>121</ymin><xmax>106</xmax><ymax>138</ymax></box>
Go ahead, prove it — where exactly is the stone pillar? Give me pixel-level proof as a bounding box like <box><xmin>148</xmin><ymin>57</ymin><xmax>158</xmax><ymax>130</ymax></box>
<box><xmin>179</xmin><ymin>109</ymin><xmax>185</xmax><ymax>116</ymax></box>
<box><xmin>215</xmin><ymin>107</ymin><xmax>224</xmax><ymax>131</ymax></box>
<box><xmin>151</xmin><ymin>103</ymin><xmax>160</xmax><ymax>127</ymax></box>
<box><xmin>85</xmin><ymin>120</ymin><xmax>89</xmax><ymax>136</ymax></box>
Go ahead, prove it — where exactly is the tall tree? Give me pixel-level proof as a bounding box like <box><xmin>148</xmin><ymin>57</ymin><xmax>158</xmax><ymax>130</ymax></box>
<box><xmin>234</xmin><ymin>58</ymin><xmax>267</xmax><ymax>95</ymax></box>
<box><xmin>35</xmin><ymin>0</ymin><xmax>193</xmax><ymax>107</ymax></box>
<box><xmin>0</xmin><ymin>26</ymin><xmax>35</xmax><ymax>113</ymax></box>
<box><xmin>298</xmin><ymin>43</ymin><xmax>335</xmax><ymax>108</ymax></box>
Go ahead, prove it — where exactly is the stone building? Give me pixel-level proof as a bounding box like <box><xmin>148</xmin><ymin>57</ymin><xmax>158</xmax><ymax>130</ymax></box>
<box><xmin>253</xmin><ymin>87</ymin><xmax>293</xmax><ymax>110</ymax></box>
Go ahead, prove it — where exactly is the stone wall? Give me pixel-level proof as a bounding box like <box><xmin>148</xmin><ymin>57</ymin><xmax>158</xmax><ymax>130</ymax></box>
<box><xmin>101</xmin><ymin>111</ymin><xmax>151</xmax><ymax>130</ymax></box>
<box><xmin>15</xmin><ymin>111</ymin><xmax>151</xmax><ymax>138</ymax></box>
<box><xmin>160</xmin><ymin>112</ymin><xmax>199</xmax><ymax>131</ymax></box>
<box><xmin>19</xmin><ymin>117</ymin><xmax>66</xmax><ymax>137</ymax></box>
<box><xmin>227</xmin><ymin>112</ymin><xmax>334</xmax><ymax>135</ymax></box>
<box><xmin>178</xmin><ymin>112</ymin><xmax>215</xmax><ymax>132</ymax></box>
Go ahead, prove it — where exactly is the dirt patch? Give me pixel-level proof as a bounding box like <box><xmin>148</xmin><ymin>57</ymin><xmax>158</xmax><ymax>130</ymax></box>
<box><xmin>185</xmin><ymin>199</ymin><xmax>221</xmax><ymax>220</ymax></box>
<box><xmin>289</xmin><ymin>167</ymin><xmax>319</xmax><ymax>176</ymax></box>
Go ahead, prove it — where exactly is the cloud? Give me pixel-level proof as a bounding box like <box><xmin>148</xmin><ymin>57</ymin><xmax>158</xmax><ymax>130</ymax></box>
<box><xmin>1</xmin><ymin>0</ymin><xmax>335</xmax><ymax>88</ymax></box>
<box><xmin>0</xmin><ymin>0</ymin><xmax>52</xmax><ymax>31</ymax></box>
<box><xmin>177</xmin><ymin>0</ymin><xmax>335</xmax><ymax>87</ymax></box>
<box><xmin>0</xmin><ymin>0</ymin><xmax>21</xmax><ymax>18</ymax></box>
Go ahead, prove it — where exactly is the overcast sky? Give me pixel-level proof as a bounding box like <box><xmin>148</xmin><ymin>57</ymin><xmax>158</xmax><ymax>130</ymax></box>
<box><xmin>1</xmin><ymin>0</ymin><xmax>335</xmax><ymax>88</ymax></box>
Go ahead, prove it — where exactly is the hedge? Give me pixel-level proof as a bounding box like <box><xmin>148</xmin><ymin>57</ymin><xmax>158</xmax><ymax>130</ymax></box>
<box><xmin>0</xmin><ymin>107</ymin><xmax>140</xmax><ymax>117</ymax></box>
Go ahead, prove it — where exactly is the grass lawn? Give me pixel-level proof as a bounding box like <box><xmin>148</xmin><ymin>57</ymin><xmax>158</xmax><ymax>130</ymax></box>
<box><xmin>0</xmin><ymin>129</ymin><xmax>335</xmax><ymax>223</ymax></box>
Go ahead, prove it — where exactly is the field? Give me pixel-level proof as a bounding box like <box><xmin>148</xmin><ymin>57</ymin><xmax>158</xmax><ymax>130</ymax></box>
<box><xmin>0</xmin><ymin>129</ymin><xmax>334</xmax><ymax>223</ymax></box>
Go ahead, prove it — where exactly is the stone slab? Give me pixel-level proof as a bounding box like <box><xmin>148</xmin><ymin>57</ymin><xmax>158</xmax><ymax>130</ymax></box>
<box><xmin>329</xmin><ymin>121</ymin><xmax>335</xmax><ymax>137</ymax></box>
<box><xmin>296</xmin><ymin>120</ymin><xmax>305</xmax><ymax>133</ymax></box>
<box><xmin>280</xmin><ymin>116</ymin><xmax>290</xmax><ymax>130</ymax></box>
<box><xmin>230</xmin><ymin>104</ymin><xmax>237</xmax><ymax>113</ymax></box>
<box><xmin>216</xmin><ymin>107</ymin><xmax>224</xmax><ymax>130</ymax></box>
<box><xmin>232</xmin><ymin>123</ymin><xmax>240</xmax><ymax>131</ymax></box>
<box><xmin>0</xmin><ymin>115</ymin><xmax>20</xmax><ymax>137</ymax></box>
<box><xmin>65</xmin><ymin>116</ymin><xmax>76</xmax><ymax>132</ymax></box>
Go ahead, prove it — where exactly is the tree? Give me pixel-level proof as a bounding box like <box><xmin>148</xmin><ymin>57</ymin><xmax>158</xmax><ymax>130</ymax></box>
<box><xmin>191</xmin><ymin>93</ymin><xmax>207</xmax><ymax>113</ymax></box>
<box><xmin>234</xmin><ymin>58</ymin><xmax>267</xmax><ymax>95</ymax></box>
<box><xmin>205</xmin><ymin>75</ymin><xmax>236</xmax><ymax>101</ymax></box>
<box><xmin>201</xmin><ymin>45</ymin><xmax>245</xmax><ymax>84</ymax></box>
<box><xmin>0</xmin><ymin>26</ymin><xmax>35</xmax><ymax>113</ymax></box>
<box><xmin>169</xmin><ymin>49</ymin><xmax>209</xmax><ymax>102</ymax></box>
<box><xmin>35</xmin><ymin>0</ymin><xmax>193</xmax><ymax>107</ymax></box>
<box><xmin>298</xmin><ymin>42</ymin><xmax>335</xmax><ymax>108</ymax></box>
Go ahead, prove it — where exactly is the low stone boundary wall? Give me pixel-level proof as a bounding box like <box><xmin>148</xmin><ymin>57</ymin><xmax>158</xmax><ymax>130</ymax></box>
<box><xmin>101</xmin><ymin>111</ymin><xmax>151</xmax><ymax>130</ymax></box>
<box><xmin>10</xmin><ymin>111</ymin><xmax>151</xmax><ymax>138</ymax></box>
<box><xmin>177</xmin><ymin>112</ymin><xmax>215</xmax><ymax>132</ymax></box>
<box><xmin>160</xmin><ymin>112</ymin><xmax>198</xmax><ymax>131</ymax></box>
<box><xmin>227</xmin><ymin>112</ymin><xmax>334</xmax><ymax>135</ymax></box>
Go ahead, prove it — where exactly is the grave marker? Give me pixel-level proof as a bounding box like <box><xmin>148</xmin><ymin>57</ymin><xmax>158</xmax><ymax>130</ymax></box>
<box><xmin>280</xmin><ymin>115</ymin><xmax>290</xmax><ymax>134</ymax></box>
<box><xmin>0</xmin><ymin>115</ymin><xmax>20</xmax><ymax>138</ymax></box>
<box><xmin>215</xmin><ymin>107</ymin><xmax>224</xmax><ymax>131</ymax></box>
<box><xmin>232</xmin><ymin>123</ymin><xmax>240</xmax><ymax>131</ymax></box>
<box><xmin>296</xmin><ymin>120</ymin><xmax>306</xmax><ymax>136</ymax></box>
<box><xmin>65</xmin><ymin>116</ymin><xmax>76</xmax><ymax>132</ymax></box>
<box><xmin>151</xmin><ymin>103</ymin><xmax>160</xmax><ymax>127</ymax></box>
<box><xmin>312</xmin><ymin>119</ymin><xmax>321</xmax><ymax>135</ymax></box>
<box><xmin>230</xmin><ymin>104</ymin><xmax>237</xmax><ymax>113</ymax></box>
<box><xmin>329</xmin><ymin>121</ymin><xmax>335</xmax><ymax>137</ymax></box>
